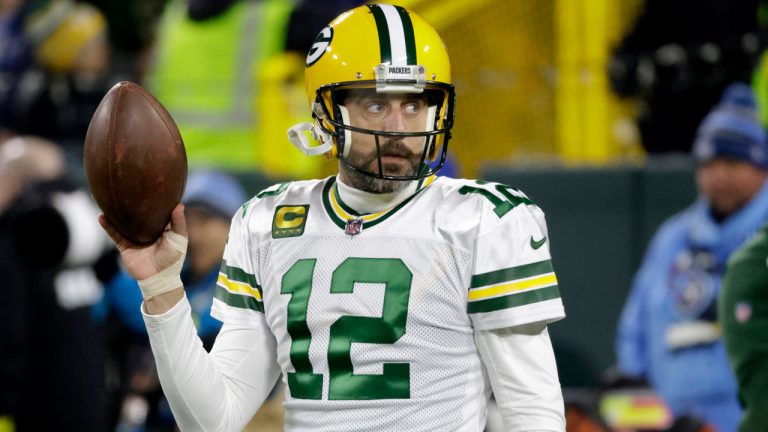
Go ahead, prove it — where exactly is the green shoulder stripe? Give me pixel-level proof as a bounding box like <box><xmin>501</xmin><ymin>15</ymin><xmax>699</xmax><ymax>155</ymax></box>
<box><xmin>468</xmin><ymin>285</ymin><xmax>560</xmax><ymax>314</ymax></box>
<box><xmin>220</xmin><ymin>260</ymin><xmax>260</xmax><ymax>288</ymax></box>
<box><xmin>214</xmin><ymin>285</ymin><xmax>264</xmax><ymax>313</ymax></box>
<box><xmin>471</xmin><ymin>260</ymin><xmax>554</xmax><ymax>288</ymax></box>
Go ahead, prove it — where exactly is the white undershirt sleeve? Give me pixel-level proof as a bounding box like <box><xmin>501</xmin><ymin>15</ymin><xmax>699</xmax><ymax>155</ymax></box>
<box><xmin>475</xmin><ymin>323</ymin><xmax>565</xmax><ymax>432</ymax></box>
<box><xmin>142</xmin><ymin>295</ymin><xmax>281</xmax><ymax>431</ymax></box>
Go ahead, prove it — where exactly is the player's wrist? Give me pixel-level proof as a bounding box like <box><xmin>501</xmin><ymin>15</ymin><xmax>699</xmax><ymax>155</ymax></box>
<box><xmin>138</xmin><ymin>230</ymin><xmax>187</xmax><ymax>300</ymax></box>
<box><xmin>143</xmin><ymin>286</ymin><xmax>185</xmax><ymax>315</ymax></box>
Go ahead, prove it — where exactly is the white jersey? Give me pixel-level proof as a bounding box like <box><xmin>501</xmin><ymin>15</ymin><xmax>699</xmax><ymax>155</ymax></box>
<box><xmin>211</xmin><ymin>175</ymin><xmax>565</xmax><ymax>432</ymax></box>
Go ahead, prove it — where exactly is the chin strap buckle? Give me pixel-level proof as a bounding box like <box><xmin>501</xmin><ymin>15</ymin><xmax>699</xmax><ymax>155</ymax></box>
<box><xmin>287</xmin><ymin>122</ymin><xmax>333</xmax><ymax>156</ymax></box>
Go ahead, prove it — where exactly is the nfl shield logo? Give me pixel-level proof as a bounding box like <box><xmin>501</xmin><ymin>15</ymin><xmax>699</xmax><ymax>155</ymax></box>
<box><xmin>735</xmin><ymin>302</ymin><xmax>752</xmax><ymax>323</ymax></box>
<box><xmin>345</xmin><ymin>218</ymin><xmax>363</xmax><ymax>236</ymax></box>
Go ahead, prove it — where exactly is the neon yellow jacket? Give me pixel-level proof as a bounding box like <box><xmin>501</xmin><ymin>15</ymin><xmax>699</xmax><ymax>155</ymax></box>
<box><xmin>148</xmin><ymin>0</ymin><xmax>295</xmax><ymax>170</ymax></box>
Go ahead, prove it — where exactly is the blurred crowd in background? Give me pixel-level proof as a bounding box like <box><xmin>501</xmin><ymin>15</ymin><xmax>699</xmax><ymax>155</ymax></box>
<box><xmin>2</xmin><ymin>0</ymin><xmax>768</xmax><ymax>431</ymax></box>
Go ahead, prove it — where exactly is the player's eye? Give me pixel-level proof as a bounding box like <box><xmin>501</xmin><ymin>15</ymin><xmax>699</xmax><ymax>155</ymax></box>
<box><xmin>365</xmin><ymin>101</ymin><xmax>386</xmax><ymax>114</ymax></box>
<box><xmin>403</xmin><ymin>102</ymin><xmax>421</xmax><ymax>115</ymax></box>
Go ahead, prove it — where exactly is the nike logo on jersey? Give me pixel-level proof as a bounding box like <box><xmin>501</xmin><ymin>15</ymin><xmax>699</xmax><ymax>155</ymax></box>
<box><xmin>530</xmin><ymin>236</ymin><xmax>547</xmax><ymax>250</ymax></box>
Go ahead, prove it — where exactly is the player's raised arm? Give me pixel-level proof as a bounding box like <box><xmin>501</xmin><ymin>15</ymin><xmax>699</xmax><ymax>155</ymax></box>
<box><xmin>87</xmin><ymin>81</ymin><xmax>281</xmax><ymax>430</ymax></box>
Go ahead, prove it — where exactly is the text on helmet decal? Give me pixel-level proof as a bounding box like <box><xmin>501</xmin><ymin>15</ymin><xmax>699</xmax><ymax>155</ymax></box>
<box><xmin>389</xmin><ymin>67</ymin><xmax>411</xmax><ymax>74</ymax></box>
<box><xmin>375</xmin><ymin>64</ymin><xmax>426</xmax><ymax>93</ymax></box>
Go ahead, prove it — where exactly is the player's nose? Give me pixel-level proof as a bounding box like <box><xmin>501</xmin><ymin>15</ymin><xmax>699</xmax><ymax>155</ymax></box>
<box><xmin>384</xmin><ymin>109</ymin><xmax>408</xmax><ymax>132</ymax></box>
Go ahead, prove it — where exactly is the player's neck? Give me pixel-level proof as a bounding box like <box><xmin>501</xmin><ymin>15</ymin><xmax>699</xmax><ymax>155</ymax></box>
<box><xmin>336</xmin><ymin>176</ymin><xmax>419</xmax><ymax>214</ymax></box>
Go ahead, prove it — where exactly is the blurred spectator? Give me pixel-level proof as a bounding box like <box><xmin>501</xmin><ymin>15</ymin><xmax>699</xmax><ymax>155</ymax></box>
<box><xmin>79</xmin><ymin>0</ymin><xmax>168</xmax><ymax>81</ymax></box>
<box><xmin>8</xmin><ymin>0</ymin><xmax>113</xmax><ymax>163</ymax></box>
<box><xmin>181</xmin><ymin>169</ymin><xmax>248</xmax><ymax>341</ymax></box>
<box><xmin>0</xmin><ymin>0</ymin><xmax>33</xmax><ymax>140</ymax></box>
<box><xmin>145</xmin><ymin>0</ymin><xmax>297</xmax><ymax>171</ymax></box>
<box><xmin>615</xmin><ymin>83</ymin><xmax>768</xmax><ymax>431</ymax></box>
<box><xmin>146</xmin><ymin>0</ymin><xmax>360</xmax><ymax>177</ymax></box>
<box><xmin>256</xmin><ymin>0</ymin><xmax>365</xmax><ymax>179</ymax></box>
<box><xmin>26</xmin><ymin>0</ymin><xmax>109</xmax><ymax>76</ymax></box>
<box><xmin>99</xmin><ymin>170</ymin><xmax>248</xmax><ymax>431</ymax></box>
<box><xmin>719</xmin><ymin>224</ymin><xmax>768</xmax><ymax>431</ymax></box>
<box><xmin>608</xmin><ymin>0</ymin><xmax>763</xmax><ymax>154</ymax></box>
<box><xmin>0</xmin><ymin>135</ymin><xmax>114</xmax><ymax>431</ymax></box>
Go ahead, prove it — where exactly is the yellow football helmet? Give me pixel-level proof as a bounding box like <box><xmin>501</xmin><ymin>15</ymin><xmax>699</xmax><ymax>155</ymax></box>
<box><xmin>287</xmin><ymin>4</ymin><xmax>455</xmax><ymax>180</ymax></box>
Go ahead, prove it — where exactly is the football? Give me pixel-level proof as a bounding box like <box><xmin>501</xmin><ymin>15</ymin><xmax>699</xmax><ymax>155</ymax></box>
<box><xmin>84</xmin><ymin>81</ymin><xmax>187</xmax><ymax>245</ymax></box>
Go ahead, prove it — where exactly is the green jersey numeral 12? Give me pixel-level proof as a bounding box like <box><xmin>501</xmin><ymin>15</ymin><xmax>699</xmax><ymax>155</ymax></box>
<box><xmin>281</xmin><ymin>257</ymin><xmax>413</xmax><ymax>400</ymax></box>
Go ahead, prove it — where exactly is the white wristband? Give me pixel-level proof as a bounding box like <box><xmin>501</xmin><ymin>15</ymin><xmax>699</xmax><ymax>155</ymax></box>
<box><xmin>138</xmin><ymin>230</ymin><xmax>188</xmax><ymax>300</ymax></box>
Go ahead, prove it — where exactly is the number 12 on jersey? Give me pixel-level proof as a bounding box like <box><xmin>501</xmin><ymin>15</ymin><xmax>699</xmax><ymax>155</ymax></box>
<box><xmin>281</xmin><ymin>257</ymin><xmax>413</xmax><ymax>400</ymax></box>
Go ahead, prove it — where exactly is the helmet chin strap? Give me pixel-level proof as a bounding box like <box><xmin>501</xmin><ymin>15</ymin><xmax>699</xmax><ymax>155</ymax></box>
<box><xmin>287</xmin><ymin>121</ymin><xmax>332</xmax><ymax>156</ymax></box>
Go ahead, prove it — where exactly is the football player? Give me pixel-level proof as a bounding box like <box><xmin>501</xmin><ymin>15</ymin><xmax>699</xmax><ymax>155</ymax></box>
<box><xmin>100</xmin><ymin>4</ymin><xmax>566</xmax><ymax>430</ymax></box>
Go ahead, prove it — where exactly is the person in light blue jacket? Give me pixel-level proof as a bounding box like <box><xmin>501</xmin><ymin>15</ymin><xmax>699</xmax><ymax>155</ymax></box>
<box><xmin>616</xmin><ymin>83</ymin><xmax>768</xmax><ymax>432</ymax></box>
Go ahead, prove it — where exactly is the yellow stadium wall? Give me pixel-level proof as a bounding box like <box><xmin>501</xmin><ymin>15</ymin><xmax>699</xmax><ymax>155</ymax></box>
<box><xmin>380</xmin><ymin>0</ymin><xmax>646</xmax><ymax>177</ymax></box>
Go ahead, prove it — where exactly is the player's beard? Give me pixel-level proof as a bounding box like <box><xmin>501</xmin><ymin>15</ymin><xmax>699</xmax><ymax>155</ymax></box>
<box><xmin>343</xmin><ymin>139</ymin><xmax>421</xmax><ymax>194</ymax></box>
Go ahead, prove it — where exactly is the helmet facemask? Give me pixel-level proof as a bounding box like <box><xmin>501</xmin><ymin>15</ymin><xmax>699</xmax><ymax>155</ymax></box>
<box><xmin>313</xmin><ymin>67</ymin><xmax>455</xmax><ymax>182</ymax></box>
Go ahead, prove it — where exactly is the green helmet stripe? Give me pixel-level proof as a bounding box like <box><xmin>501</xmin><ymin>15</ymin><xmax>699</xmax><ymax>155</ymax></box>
<box><xmin>368</xmin><ymin>4</ymin><xmax>417</xmax><ymax>66</ymax></box>
<box><xmin>368</xmin><ymin>4</ymin><xmax>392</xmax><ymax>64</ymax></box>
<box><xmin>395</xmin><ymin>6</ymin><xmax>417</xmax><ymax>65</ymax></box>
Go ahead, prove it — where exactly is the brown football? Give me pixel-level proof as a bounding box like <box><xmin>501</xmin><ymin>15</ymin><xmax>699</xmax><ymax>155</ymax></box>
<box><xmin>84</xmin><ymin>81</ymin><xmax>187</xmax><ymax>245</ymax></box>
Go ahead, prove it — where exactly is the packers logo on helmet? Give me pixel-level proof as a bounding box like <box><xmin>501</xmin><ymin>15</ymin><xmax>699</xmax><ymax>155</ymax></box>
<box><xmin>306</xmin><ymin>26</ymin><xmax>333</xmax><ymax>67</ymax></box>
<box><xmin>287</xmin><ymin>4</ymin><xmax>456</xmax><ymax>181</ymax></box>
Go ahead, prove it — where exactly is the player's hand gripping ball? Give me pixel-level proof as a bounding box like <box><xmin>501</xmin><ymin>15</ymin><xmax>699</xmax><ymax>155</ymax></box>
<box><xmin>84</xmin><ymin>81</ymin><xmax>187</xmax><ymax>245</ymax></box>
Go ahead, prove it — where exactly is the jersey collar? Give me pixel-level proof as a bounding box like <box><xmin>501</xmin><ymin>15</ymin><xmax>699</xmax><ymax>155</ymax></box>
<box><xmin>322</xmin><ymin>174</ymin><xmax>438</xmax><ymax>231</ymax></box>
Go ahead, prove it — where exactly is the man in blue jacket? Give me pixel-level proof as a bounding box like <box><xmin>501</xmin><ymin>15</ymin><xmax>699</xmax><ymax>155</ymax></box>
<box><xmin>616</xmin><ymin>83</ymin><xmax>768</xmax><ymax>431</ymax></box>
